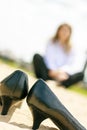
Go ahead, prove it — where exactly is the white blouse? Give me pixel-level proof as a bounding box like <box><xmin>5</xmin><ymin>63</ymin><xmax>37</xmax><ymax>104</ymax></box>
<box><xmin>44</xmin><ymin>41</ymin><xmax>81</xmax><ymax>75</ymax></box>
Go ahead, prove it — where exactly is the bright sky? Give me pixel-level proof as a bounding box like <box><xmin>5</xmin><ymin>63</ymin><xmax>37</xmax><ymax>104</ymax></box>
<box><xmin>0</xmin><ymin>0</ymin><xmax>87</xmax><ymax>62</ymax></box>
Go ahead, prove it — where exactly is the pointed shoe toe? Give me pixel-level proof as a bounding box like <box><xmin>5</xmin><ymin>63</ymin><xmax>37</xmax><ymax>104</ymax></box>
<box><xmin>27</xmin><ymin>79</ymin><xmax>86</xmax><ymax>130</ymax></box>
<box><xmin>0</xmin><ymin>70</ymin><xmax>29</xmax><ymax>115</ymax></box>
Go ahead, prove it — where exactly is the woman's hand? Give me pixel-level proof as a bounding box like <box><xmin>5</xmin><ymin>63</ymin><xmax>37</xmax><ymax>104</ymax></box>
<box><xmin>57</xmin><ymin>70</ymin><xmax>69</xmax><ymax>81</ymax></box>
<box><xmin>48</xmin><ymin>70</ymin><xmax>69</xmax><ymax>81</ymax></box>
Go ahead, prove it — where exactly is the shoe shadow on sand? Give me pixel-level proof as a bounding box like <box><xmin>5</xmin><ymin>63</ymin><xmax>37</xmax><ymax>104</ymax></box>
<box><xmin>0</xmin><ymin>102</ymin><xmax>58</xmax><ymax>130</ymax></box>
<box><xmin>10</xmin><ymin>122</ymin><xmax>58</xmax><ymax>130</ymax></box>
<box><xmin>0</xmin><ymin>101</ymin><xmax>22</xmax><ymax>122</ymax></box>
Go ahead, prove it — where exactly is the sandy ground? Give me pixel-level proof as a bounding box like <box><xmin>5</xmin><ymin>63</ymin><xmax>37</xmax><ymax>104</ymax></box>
<box><xmin>0</xmin><ymin>63</ymin><xmax>87</xmax><ymax>130</ymax></box>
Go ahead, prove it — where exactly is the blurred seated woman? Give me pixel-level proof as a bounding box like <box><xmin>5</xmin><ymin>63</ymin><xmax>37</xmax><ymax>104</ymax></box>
<box><xmin>33</xmin><ymin>23</ymin><xmax>86</xmax><ymax>87</ymax></box>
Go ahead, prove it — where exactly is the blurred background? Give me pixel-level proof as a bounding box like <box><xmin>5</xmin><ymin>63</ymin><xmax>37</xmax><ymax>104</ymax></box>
<box><xmin>0</xmin><ymin>0</ymin><xmax>87</xmax><ymax>71</ymax></box>
<box><xmin>0</xmin><ymin>0</ymin><xmax>87</xmax><ymax>112</ymax></box>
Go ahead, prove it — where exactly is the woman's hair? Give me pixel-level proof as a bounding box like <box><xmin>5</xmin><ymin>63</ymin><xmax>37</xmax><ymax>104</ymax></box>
<box><xmin>52</xmin><ymin>23</ymin><xmax>72</xmax><ymax>52</ymax></box>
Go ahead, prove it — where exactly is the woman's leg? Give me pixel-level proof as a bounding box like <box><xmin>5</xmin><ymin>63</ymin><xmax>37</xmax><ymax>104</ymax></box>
<box><xmin>61</xmin><ymin>72</ymin><xmax>84</xmax><ymax>88</ymax></box>
<box><xmin>61</xmin><ymin>59</ymin><xmax>87</xmax><ymax>88</ymax></box>
<box><xmin>33</xmin><ymin>54</ymin><xmax>51</xmax><ymax>80</ymax></box>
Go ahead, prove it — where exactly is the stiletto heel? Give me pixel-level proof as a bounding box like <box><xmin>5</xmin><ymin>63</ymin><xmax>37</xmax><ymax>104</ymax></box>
<box><xmin>0</xmin><ymin>70</ymin><xmax>29</xmax><ymax>115</ymax></box>
<box><xmin>0</xmin><ymin>97</ymin><xmax>2</xmax><ymax>105</ymax></box>
<box><xmin>30</xmin><ymin>106</ymin><xmax>47</xmax><ymax>130</ymax></box>
<box><xmin>1</xmin><ymin>96</ymin><xmax>12</xmax><ymax>115</ymax></box>
<box><xmin>27</xmin><ymin>79</ymin><xmax>86</xmax><ymax>130</ymax></box>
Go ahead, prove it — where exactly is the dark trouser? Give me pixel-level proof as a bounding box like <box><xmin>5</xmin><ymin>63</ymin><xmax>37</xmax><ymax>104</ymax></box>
<box><xmin>61</xmin><ymin>72</ymin><xmax>84</xmax><ymax>87</ymax></box>
<box><xmin>33</xmin><ymin>54</ymin><xmax>84</xmax><ymax>88</ymax></box>
<box><xmin>33</xmin><ymin>54</ymin><xmax>52</xmax><ymax>80</ymax></box>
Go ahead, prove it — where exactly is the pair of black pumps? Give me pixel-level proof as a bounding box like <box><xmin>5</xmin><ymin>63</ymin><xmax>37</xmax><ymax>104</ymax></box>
<box><xmin>0</xmin><ymin>70</ymin><xmax>86</xmax><ymax>130</ymax></box>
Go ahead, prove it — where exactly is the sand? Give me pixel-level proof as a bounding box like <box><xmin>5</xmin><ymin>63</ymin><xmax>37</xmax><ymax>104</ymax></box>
<box><xmin>0</xmin><ymin>63</ymin><xmax>87</xmax><ymax>130</ymax></box>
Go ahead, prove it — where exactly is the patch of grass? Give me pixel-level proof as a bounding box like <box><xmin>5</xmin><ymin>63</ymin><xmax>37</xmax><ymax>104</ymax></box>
<box><xmin>0</xmin><ymin>58</ymin><xmax>35</xmax><ymax>76</ymax></box>
<box><xmin>68</xmin><ymin>85</ymin><xmax>87</xmax><ymax>97</ymax></box>
<box><xmin>0</xmin><ymin>59</ymin><xmax>18</xmax><ymax>67</ymax></box>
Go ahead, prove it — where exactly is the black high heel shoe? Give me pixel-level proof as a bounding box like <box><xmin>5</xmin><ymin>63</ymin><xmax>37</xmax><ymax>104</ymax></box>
<box><xmin>0</xmin><ymin>70</ymin><xmax>29</xmax><ymax>115</ymax></box>
<box><xmin>27</xmin><ymin>79</ymin><xmax>86</xmax><ymax>130</ymax></box>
